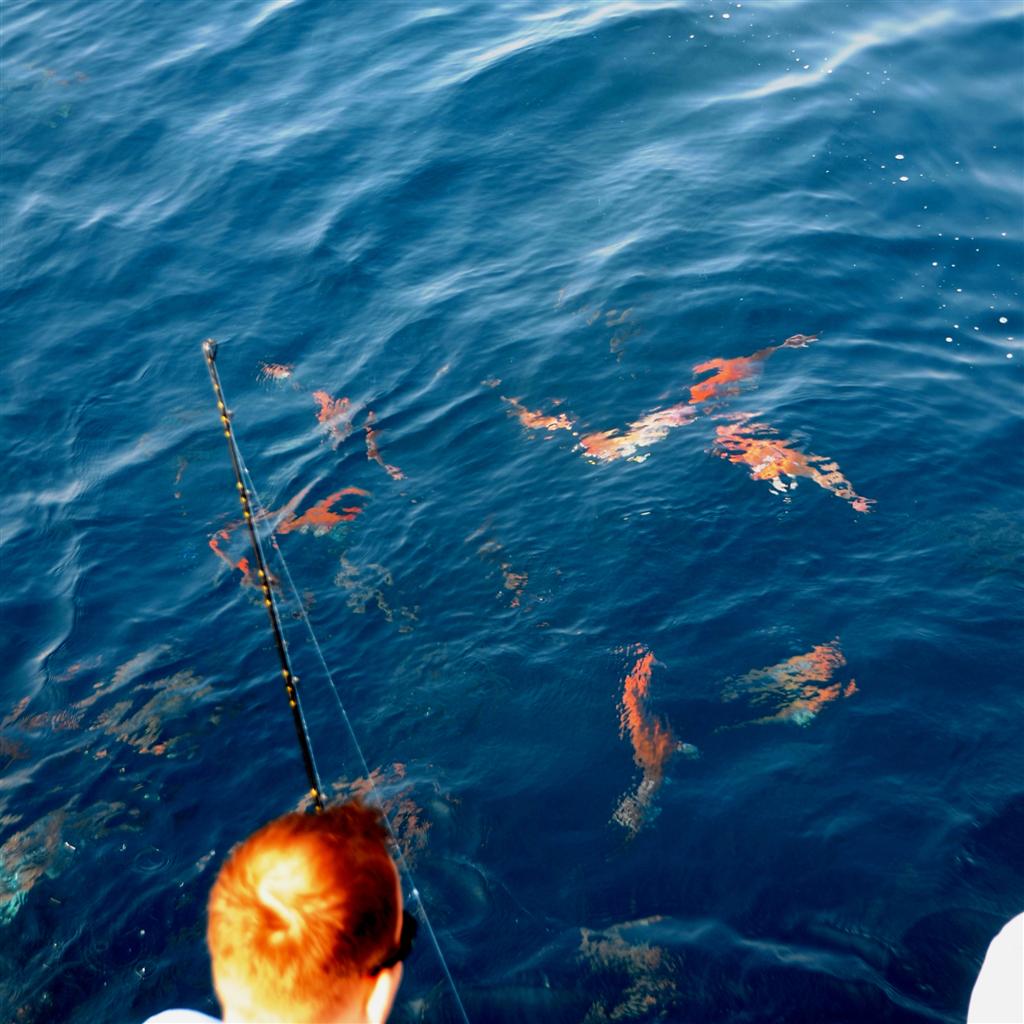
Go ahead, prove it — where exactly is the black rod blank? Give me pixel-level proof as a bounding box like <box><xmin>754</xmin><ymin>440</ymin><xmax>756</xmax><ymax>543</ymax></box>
<box><xmin>202</xmin><ymin>338</ymin><xmax>325</xmax><ymax>814</ymax></box>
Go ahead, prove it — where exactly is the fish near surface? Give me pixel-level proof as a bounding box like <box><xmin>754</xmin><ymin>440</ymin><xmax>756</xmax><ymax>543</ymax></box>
<box><xmin>313</xmin><ymin>390</ymin><xmax>354</xmax><ymax>447</ymax></box>
<box><xmin>209</xmin><ymin>528</ymin><xmax>254</xmax><ymax>584</ymax></box>
<box><xmin>714</xmin><ymin>416</ymin><xmax>874</xmax><ymax>512</ymax></box>
<box><xmin>276</xmin><ymin>487</ymin><xmax>370</xmax><ymax>536</ymax></box>
<box><xmin>579</xmin><ymin>919</ymin><xmax>679</xmax><ymax>1022</ymax></box>
<box><xmin>612</xmin><ymin>646</ymin><xmax>693</xmax><ymax>834</ymax></box>
<box><xmin>296</xmin><ymin>763</ymin><xmax>435</xmax><ymax>865</ymax></box>
<box><xmin>259</xmin><ymin>362</ymin><xmax>294</xmax><ymax>382</ymax></box>
<box><xmin>209</xmin><ymin>480</ymin><xmax>359</xmax><ymax>583</ymax></box>
<box><xmin>364</xmin><ymin>411</ymin><xmax>405</xmax><ymax>480</ymax></box>
<box><xmin>579</xmin><ymin>403</ymin><xmax>695</xmax><ymax>464</ymax></box>
<box><xmin>500</xmin><ymin>395</ymin><xmax>575</xmax><ymax>433</ymax></box>
<box><xmin>689</xmin><ymin>333</ymin><xmax>818</xmax><ymax>406</ymax></box>
<box><xmin>720</xmin><ymin>639</ymin><xmax>858</xmax><ymax>727</ymax></box>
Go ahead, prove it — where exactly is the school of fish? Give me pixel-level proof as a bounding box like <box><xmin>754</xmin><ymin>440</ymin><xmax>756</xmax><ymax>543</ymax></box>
<box><xmin>496</xmin><ymin>330</ymin><xmax>873</xmax><ymax>513</ymax></box>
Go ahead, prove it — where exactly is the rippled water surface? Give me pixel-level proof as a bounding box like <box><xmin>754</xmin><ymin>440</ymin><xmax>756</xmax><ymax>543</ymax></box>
<box><xmin>2</xmin><ymin>1</ymin><xmax>1022</xmax><ymax>1021</ymax></box>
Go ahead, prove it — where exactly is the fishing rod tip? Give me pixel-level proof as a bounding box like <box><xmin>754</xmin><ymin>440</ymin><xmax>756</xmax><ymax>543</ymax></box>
<box><xmin>202</xmin><ymin>338</ymin><xmax>218</xmax><ymax>361</ymax></box>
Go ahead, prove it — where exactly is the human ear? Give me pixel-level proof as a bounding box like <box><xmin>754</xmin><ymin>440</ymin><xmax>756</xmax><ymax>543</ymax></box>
<box><xmin>365</xmin><ymin>963</ymin><xmax>402</xmax><ymax>1024</ymax></box>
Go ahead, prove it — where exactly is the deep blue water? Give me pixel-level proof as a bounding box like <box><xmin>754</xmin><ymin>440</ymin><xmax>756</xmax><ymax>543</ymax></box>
<box><xmin>2</xmin><ymin>1</ymin><xmax>1022</xmax><ymax>1021</ymax></box>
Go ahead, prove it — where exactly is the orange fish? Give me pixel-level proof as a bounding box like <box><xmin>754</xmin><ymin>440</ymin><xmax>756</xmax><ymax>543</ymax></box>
<box><xmin>209</xmin><ymin>480</ymin><xmax>362</xmax><ymax>582</ymax></box>
<box><xmin>721</xmin><ymin>640</ymin><xmax>857</xmax><ymax>726</ymax></box>
<box><xmin>245</xmin><ymin>480</ymin><xmax>316</xmax><ymax>537</ymax></box>
<box><xmin>276</xmin><ymin>487</ymin><xmax>370</xmax><ymax>535</ymax></box>
<box><xmin>208</xmin><ymin>528</ymin><xmax>254</xmax><ymax>583</ymax></box>
<box><xmin>579</xmin><ymin>404</ymin><xmax>695</xmax><ymax>464</ymax></box>
<box><xmin>364</xmin><ymin>411</ymin><xmax>404</xmax><ymax>480</ymax></box>
<box><xmin>313</xmin><ymin>390</ymin><xmax>353</xmax><ymax>447</ymax></box>
<box><xmin>88</xmin><ymin>669</ymin><xmax>210</xmax><ymax>756</ymax></box>
<box><xmin>8</xmin><ymin>652</ymin><xmax>213</xmax><ymax>766</ymax></box>
<box><xmin>613</xmin><ymin>646</ymin><xmax>691</xmax><ymax>834</ymax></box>
<box><xmin>296</xmin><ymin>763</ymin><xmax>434</xmax><ymax>864</ymax></box>
<box><xmin>21</xmin><ymin>662</ymin><xmax>207</xmax><ymax>759</ymax></box>
<box><xmin>579</xmin><ymin>922</ymin><xmax>678</xmax><ymax>1022</ymax></box>
<box><xmin>259</xmin><ymin>362</ymin><xmax>294</xmax><ymax>382</ymax></box>
<box><xmin>17</xmin><ymin>708</ymin><xmax>84</xmax><ymax>733</ymax></box>
<box><xmin>501</xmin><ymin>396</ymin><xmax>575</xmax><ymax>433</ymax></box>
<box><xmin>690</xmin><ymin>333</ymin><xmax>818</xmax><ymax>406</ymax></box>
<box><xmin>714</xmin><ymin>417</ymin><xmax>873</xmax><ymax>512</ymax></box>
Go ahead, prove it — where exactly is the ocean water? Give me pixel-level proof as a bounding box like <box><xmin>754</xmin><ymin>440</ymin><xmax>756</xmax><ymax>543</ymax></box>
<box><xmin>1</xmin><ymin>1</ymin><xmax>1022</xmax><ymax>1021</ymax></box>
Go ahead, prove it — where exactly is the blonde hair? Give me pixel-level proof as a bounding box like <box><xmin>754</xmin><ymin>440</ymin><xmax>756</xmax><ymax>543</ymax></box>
<box><xmin>207</xmin><ymin>802</ymin><xmax>400</xmax><ymax>1021</ymax></box>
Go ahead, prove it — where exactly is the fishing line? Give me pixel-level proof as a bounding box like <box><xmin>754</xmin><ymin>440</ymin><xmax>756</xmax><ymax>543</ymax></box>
<box><xmin>202</xmin><ymin>339</ymin><xmax>471</xmax><ymax>1024</ymax></box>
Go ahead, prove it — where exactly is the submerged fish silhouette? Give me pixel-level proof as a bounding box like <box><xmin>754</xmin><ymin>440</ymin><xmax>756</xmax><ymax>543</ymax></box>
<box><xmin>364</xmin><ymin>411</ymin><xmax>404</xmax><ymax>480</ymax></box>
<box><xmin>714</xmin><ymin>416</ymin><xmax>873</xmax><ymax>512</ymax></box>
<box><xmin>613</xmin><ymin>646</ymin><xmax>693</xmax><ymax>834</ymax></box>
<box><xmin>689</xmin><ymin>333</ymin><xmax>818</xmax><ymax>406</ymax></box>
<box><xmin>276</xmin><ymin>487</ymin><xmax>370</xmax><ymax>535</ymax></box>
<box><xmin>501</xmin><ymin>395</ymin><xmax>575</xmax><ymax>432</ymax></box>
<box><xmin>579</xmin><ymin>404</ymin><xmax>696</xmax><ymax>464</ymax></box>
<box><xmin>720</xmin><ymin>639</ymin><xmax>858</xmax><ymax>726</ymax></box>
<box><xmin>496</xmin><ymin>331</ymin><xmax>819</xmax><ymax>465</ymax></box>
<box><xmin>313</xmin><ymin>390</ymin><xmax>354</xmax><ymax>447</ymax></box>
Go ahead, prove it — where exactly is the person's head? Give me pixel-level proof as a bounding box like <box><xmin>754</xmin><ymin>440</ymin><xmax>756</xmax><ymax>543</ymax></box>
<box><xmin>207</xmin><ymin>801</ymin><xmax>412</xmax><ymax>1024</ymax></box>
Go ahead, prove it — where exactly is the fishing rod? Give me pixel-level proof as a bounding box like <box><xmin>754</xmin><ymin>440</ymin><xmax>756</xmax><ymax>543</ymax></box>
<box><xmin>202</xmin><ymin>338</ymin><xmax>325</xmax><ymax>814</ymax></box>
<box><xmin>201</xmin><ymin>339</ymin><xmax>471</xmax><ymax>1022</ymax></box>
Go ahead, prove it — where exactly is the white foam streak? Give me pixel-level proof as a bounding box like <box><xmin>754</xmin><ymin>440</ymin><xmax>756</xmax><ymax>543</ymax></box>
<box><xmin>590</xmin><ymin>232</ymin><xmax>643</xmax><ymax>261</ymax></box>
<box><xmin>730</xmin><ymin>8</ymin><xmax>955</xmax><ymax>101</ymax></box>
<box><xmin>445</xmin><ymin>1</ymin><xmax>684</xmax><ymax>85</ymax></box>
<box><xmin>247</xmin><ymin>0</ymin><xmax>295</xmax><ymax>33</ymax></box>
